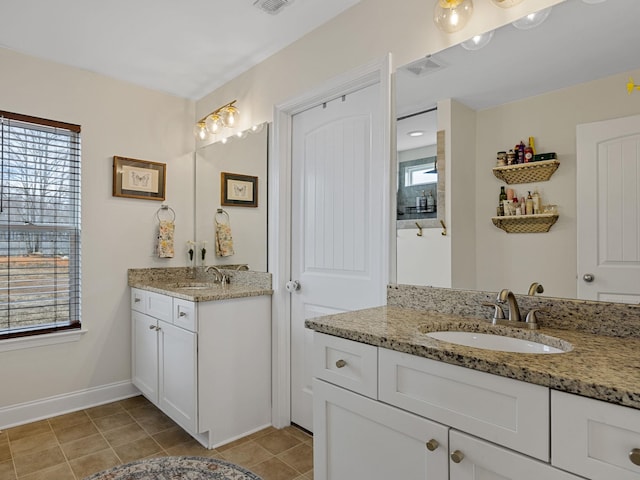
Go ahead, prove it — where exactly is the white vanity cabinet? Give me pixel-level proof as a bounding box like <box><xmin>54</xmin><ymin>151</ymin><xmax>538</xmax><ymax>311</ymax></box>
<box><xmin>313</xmin><ymin>333</ymin><xmax>449</xmax><ymax>480</ymax></box>
<box><xmin>131</xmin><ymin>287</ymin><xmax>271</xmax><ymax>448</ymax></box>
<box><xmin>552</xmin><ymin>390</ymin><xmax>640</xmax><ymax>480</ymax></box>
<box><xmin>312</xmin><ymin>331</ymin><xmax>584</xmax><ymax>480</ymax></box>
<box><xmin>131</xmin><ymin>289</ymin><xmax>197</xmax><ymax>434</ymax></box>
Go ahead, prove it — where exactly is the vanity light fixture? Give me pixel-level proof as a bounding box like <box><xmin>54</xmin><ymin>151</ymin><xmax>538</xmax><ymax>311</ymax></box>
<box><xmin>511</xmin><ymin>7</ymin><xmax>552</xmax><ymax>30</ymax></box>
<box><xmin>461</xmin><ymin>30</ymin><xmax>494</xmax><ymax>51</ymax></box>
<box><xmin>490</xmin><ymin>0</ymin><xmax>524</xmax><ymax>7</ymax></box>
<box><xmin>194</xmin><ymin>100</ymin><xmax>240</xmax><ymax>140</ymax></box>
<box><xmin>433</xmin><ymin>0</ymin><xmax>474</xmax><ymax>34</ymax></box>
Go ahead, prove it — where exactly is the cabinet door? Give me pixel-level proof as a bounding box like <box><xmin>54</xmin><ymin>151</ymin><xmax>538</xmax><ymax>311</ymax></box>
<box><xmin>158</xmin><ymin>320</ymin><xmax>197</xmax><ymax>433</ymax></box>
<box><xmin>132</xmin><ymin>311</ymin><xmax>159</xmax><ymax>403</ymax></box>
<box><xmin>450</xmin><ymin>430</ymin><xmax>581</xmax><ymax>480</ymax></box>
<box><xmin>314</xmin><ymin>379</ymin><xmax>448</xmax><ymax>480</ymax></box>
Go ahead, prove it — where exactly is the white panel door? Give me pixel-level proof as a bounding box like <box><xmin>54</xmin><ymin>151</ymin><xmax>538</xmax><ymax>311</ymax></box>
<box><xmin>290</xmin><ymin>82</ymin><xmax>387</xmax><ymax>431</ymax></box>
<box><xmin>577</xmin><ymin>114</ymin><xmax>640</xmax><ymax>302</ymax></box>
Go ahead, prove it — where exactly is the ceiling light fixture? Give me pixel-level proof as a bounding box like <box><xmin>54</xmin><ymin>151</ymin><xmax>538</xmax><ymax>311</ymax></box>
<box><xmin>512</xmin><ymin>7</ymin><xmax>552</xmax><ymax>30</ymax></box>
<box><xmin>408</xmin><ymin>130</ymin><xmax>425</xmax><ymax>137</ymax></box>
<box><xmin>461</xmin><ymin>30</ymin><xmax>495</xmax><ymax>51</ymax></box>
<box><xmin>490</xmin><ymin>0</ymin><xmax>524</xmax><ymax>7</ymax></box>
<box><xmin>194</xmin><ymin>101</ymin><xmax>240</xmax><ymax>140</ymax></box>
<box><xmin>434</xmin><ymin>0</ymin><xmax>474</xmax><ymax>34</ymax></box>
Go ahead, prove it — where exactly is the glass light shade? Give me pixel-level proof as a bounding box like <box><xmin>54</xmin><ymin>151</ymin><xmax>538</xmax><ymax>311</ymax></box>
<box><xmin>434</xmin><ymin>0</ymin><xmax>474</xmax><ymax>34</ymax></box>
<box><xmin>220</xmin><ymin>105</ymin><xmax>240</xmax><ymax>128</ymax></box>
<box><xmin>205</xmin><ymin>113</ymin><xmax>221</xmax><ymax>134</ymax></box>
<box><xmin>582</xmin><ymin>0</ymin><xmax>606</xmax><ymax>3</ymax></box>
<box><xmin>194</xmin><ymin>122</ymin><xmax>207</xmax><ymax>140</ymax></box>
<box><xmin>512</xmin><ymin>7</ymin><xmax>552</xmax><ymax>30</ymax></box>
<box><xmin>490</xmin><ymin>0</ymin><xmax>524</xmax><ymax>8</ymax></box>
<box><xmin>461</xmin><ymin>30</ymin><xmax>494</xmax><ymax>51</ymax></box>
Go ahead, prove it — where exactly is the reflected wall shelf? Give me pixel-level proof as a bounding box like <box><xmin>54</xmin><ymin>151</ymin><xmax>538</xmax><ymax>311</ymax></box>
<box><xmin>492</xmin><ymin>160</ymin><xmax>559</xmax><ymax>184</ymax></box>
<box><xmin>491</xmin><ymin>214</ymin><xmax>559</xmax><ymax>233</ymax></box>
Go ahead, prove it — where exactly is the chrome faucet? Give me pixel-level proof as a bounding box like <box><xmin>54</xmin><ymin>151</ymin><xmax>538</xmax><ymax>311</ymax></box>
<box><xmin>205</xmin><ymin>265</ymin><xmax>229</xmax><ymax>285</ymax></box>
<box><xmin>496</xmin><ymin>289</ymin><xmax>521</xmax><ymax>323</ymax></box>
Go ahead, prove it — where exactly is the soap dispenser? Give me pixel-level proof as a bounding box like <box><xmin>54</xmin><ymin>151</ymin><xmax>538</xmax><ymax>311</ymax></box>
<box><xmin>426</xmin><ymin>191</ymin><xmax>435</xmax><ymax>213</ymax></box>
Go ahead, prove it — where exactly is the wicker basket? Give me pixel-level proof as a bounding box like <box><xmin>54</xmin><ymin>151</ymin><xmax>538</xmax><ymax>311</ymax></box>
<box><xmin>491</xmin><ymin>214</ymin><xmax>559</xmax><ymax>233</ymax></box>
<box><xmin>492</xmin><ymin>160</ymin><xmax>559</xmax><ymax>184</ymax></box>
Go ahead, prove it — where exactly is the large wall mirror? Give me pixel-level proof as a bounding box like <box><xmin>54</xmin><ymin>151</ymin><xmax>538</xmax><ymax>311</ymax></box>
<box><xmin>194</xmin><ymin>124</ymin><xmax>268</xmax><ymax>272</ymax></box>
<box><xmin>395</xmin><ymin>0</ymin><xmax>640</xmax><ymax>300</ymax></box>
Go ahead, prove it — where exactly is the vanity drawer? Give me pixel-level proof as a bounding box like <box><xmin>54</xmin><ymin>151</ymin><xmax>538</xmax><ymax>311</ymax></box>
<box><xmin>131</xmin><ymin>288</ymin><xmax>146</xmax><ymax>313</ymax></box>
<box><xmin>313</xmin><ymin>332</ymin><xmax>378</xmax><ymax>399</ymax></box>
<box><xmin>378</xmin><ymin>348</ymin><xmax>549</xmax><ymax>461</ymax></box>
<box><xmin>131</xmin><ymin>288</ymin><xmax>173</xmax><ymax>322</ymax></box>
<box><xmin>173</xmin><ymin>298</ymin><xmax>197</xmax><ymax>332</ymax></box>
<box><xmin>552</xmin><ymin>390</ymin><xmax>640</xmax><ymax>480</ymax></box>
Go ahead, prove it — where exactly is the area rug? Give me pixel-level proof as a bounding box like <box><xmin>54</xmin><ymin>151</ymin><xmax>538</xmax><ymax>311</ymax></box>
<box><xmin>83</xmin><ymin>456</ymin><xmax>263</xmax><ymax>480</ymax></box>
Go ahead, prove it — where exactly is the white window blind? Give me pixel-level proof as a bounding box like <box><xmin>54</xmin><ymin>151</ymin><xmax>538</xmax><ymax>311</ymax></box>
<box><xmin>0</xmin><ymin>111</ymin><xmax>81</xmax><ymax>339</ymax></box>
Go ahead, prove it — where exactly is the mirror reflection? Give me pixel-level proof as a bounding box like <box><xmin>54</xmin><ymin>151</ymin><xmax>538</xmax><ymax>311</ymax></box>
<box><xmin>395</xmin><ymin>0</ymin><xmax>640</xmax><ymax>300</ymax></box>
<box><xmin>194</xmin><ymin>124</ymin><xmax>268</xmax><ymax>272</ymax></box>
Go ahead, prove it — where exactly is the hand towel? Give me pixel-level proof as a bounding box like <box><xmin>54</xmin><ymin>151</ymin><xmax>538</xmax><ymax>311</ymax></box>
<box><xmin>215</xmin><ymin>220</ymin><xmax>235</xmax><ymax>257</ymax></box>
<box><xmin>157</xmin><ymin>220</ymin><xmax>175</xmax><ymax>258</ymax></box>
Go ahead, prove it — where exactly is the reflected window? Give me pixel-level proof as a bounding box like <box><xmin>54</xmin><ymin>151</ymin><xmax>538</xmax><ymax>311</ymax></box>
<box><xmin>405</xmin><ymin>160</ymin><xmax>437</xmax><ymax>186</ymax></box>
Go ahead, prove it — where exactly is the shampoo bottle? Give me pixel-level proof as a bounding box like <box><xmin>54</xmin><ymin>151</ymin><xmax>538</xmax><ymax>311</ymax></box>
<box><xmin>526</xmin><ymin>191</ymin><xmax>534</xmax><ymax>215</ymax></box>
<box><xmin>532</xmin><ymin>189</ymin><xmax>541</xmax><ymax>214</ymax></box>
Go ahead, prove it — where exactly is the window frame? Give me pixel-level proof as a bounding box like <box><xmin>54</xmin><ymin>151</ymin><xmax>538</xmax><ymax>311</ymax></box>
<box><xmin>0</xmin><ymin>110</ymin><xmax>82</xmax><ymax>340</ymax></box>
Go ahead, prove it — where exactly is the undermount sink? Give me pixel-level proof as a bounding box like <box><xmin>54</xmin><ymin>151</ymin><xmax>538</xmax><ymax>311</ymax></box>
<box><xmin>166</xmin><ymin>282</ymin><xmax>219</xmax><ymax>290</ymax></box>
<box><xmin>420</xmin><ymin>325</ymin><xmax>573</xmax><ymax>354</ymax></box>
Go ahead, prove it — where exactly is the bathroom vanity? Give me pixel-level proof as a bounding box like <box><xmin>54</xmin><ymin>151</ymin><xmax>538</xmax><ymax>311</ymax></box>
<box><xmin>306</xmin><ymin>286</ymin><xmax>640</xmax><ymax>480</ymax></box>
<box><xmin>128</xmin><ymin>268</ymin><xmax>272</xmax><ymax>449</ymax></box>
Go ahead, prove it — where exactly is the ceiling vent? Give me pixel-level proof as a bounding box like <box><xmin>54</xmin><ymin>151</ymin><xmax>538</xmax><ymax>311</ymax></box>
<box><xmin>253</xmin><ymin>0</ymin><xmax>293</xmax><ymax>15</ymax></box>
<box><xmin>404</xmin><ymin>55</ymin><xmax>445</xmax><ymax>77</ymax></box>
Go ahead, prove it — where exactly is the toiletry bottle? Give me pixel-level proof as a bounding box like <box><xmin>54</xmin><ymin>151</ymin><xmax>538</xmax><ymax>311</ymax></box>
<box><xmin>532</xmin><ymin>189</ymin><xmax>541</xmax><ymax>214</ymax></box>
<box><xmin>525</xmin><ymin>191</ymin><xmax>534</xmax><ymax>215</ymax></box>
<box><xmin>426</xmin><ymin>191</ymin><xmax>435</xmax><ymax>213</ymax></box>
<box><xmin>529</xmin><ymin>136</ymin><xmax>536</xmax><ymax>155</ymax></box>
<box><xmin>499</xmin><ymin>186</ymin><xmax>507</xmax><ymax>202</ymax></box>
<box><xmin>524</xmin><ymin>139</ymin><xmax>534</xmax><ymax>163</ymax></box>
<box><xmin>518</xmin><ymin>141</ymin><xmax>525</xmax><ymax>163</ymax></box>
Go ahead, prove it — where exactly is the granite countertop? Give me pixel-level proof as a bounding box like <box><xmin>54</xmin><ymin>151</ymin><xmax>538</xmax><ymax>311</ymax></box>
<box><xmin>305</xmin><ymin>306</ymin><xmax>640</xmax><ymax>410</ymax></box>
<box><xmin>129</xmin><ymin>281</ymin><xmax>273</xmax><ymax>302</ymax></box>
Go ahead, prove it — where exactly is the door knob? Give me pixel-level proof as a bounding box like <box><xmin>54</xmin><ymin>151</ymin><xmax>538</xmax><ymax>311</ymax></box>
<box><xmin>583</xmin><ymin>273</ymin><xmax>595</xmax><ymax>283</ymax></box>
<box><xmin>450</xmin><ymin>450</ymin><xmax>465</xmax><ymax>463</ymax></box>
<box><xmin>285</xmin><ymin>280</ymin><xmax>301</xmax><ymax>293</ymax></box>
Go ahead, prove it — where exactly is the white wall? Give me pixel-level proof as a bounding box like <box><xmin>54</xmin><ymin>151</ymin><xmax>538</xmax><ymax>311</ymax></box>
<box><xmin>0</xmin><ymin>47</ymin><xmax>194</xmax><ymax>412</ymax></box>
<box><xmin>475</xmin><ymin>68</ymin><xmax>640</xmax><ymax>298</ymax></box>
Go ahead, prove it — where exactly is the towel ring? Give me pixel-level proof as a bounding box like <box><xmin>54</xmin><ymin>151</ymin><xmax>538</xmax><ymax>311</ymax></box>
<box><xmin>215</xmin><ymin>208</ymin><xmax>230</xmax><ymax>224</ymax></box>
<box><xmin>156</xmin><ymin>204</ymin><xmax>175</xmax><ymax>222</ymax></box>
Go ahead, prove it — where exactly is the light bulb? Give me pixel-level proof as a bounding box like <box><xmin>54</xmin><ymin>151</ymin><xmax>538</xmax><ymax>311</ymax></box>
<box><xmin>460</xmin><ymin>30</ymin><xmax>494</xmax><ymax>51</ymax></box>
<box><xmin>220</xmin><ymin>105</ymin><xmax>240</xmax><ymax>128</ymax></box>
<box><xmin>205</xmin><ymin>113</ymin><xmax>221</xmax><ymax>134</ymax></box>
<box><xmin>490</xmin><ymin>0</ymin><xmax>524</xmax><ymax>7</ymax></box>
<box><xmin>434</xmin><ymin>0</ymin><xmax>474</xmax><ymax>34</ymax></box>
<box><xmin>512</xmin><ymin>7</ymin><xmax>552</xmax><ymax>30</ymax></box>
<box><xmin>194</xmin><ymin>122</ymin><xmax>207</xmax><ymax>140</ymax></box>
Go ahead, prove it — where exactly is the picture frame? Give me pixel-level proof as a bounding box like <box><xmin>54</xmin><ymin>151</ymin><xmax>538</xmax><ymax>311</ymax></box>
<box><xmin>113</xmin><ymin>156</ymin><xmax>166</xmax><ymax>201</ymax></box>
<box><xmin>221</xmin><ymin>172</ymin><xmax>258</xmax><ymax>207</ymax></box>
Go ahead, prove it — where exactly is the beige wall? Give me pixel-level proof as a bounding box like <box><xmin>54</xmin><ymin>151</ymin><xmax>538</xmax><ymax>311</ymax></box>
<box><xmin>0</xmin><ymin>47</ymin><xmax>194</xmax><ymax>409</ymax></box>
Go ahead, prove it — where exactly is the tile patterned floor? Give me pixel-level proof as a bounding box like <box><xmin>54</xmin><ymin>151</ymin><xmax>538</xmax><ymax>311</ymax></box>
<box><xmin>0</xmin><ymin>396</ymin><xmax>313</xmax><ymax>480</ymax></box>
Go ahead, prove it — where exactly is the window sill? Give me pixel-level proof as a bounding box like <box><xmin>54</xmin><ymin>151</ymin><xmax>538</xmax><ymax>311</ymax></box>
<box><xmin>0</xmin><ymin>329</ymin><xmax>88</xmax><ymax>353</ymax></box>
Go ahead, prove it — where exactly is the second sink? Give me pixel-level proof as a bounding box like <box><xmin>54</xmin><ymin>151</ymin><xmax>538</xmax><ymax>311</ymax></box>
<box><xmin>426</xmin><ymin>331</ymin><xmax>567</xmax><ymax>354</ymax></box>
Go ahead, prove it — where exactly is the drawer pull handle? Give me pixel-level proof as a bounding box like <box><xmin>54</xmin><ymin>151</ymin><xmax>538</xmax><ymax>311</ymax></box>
<box><xmin>450</xmin><ymin>450</ymin><xmax>465</xmax><ymax>464</ymax></box>
<box><xmin>426</xmin><ymin>439</ymin><xmax>439</xmax><ymax>451</ymax></box>
<box><xmin>335</xmin><ymin>359</ymin><xmax>347</xmax><ymax>368</ymax></box>
<box><xmin>630</xmin><ymin>448</ymin><xmax>640</xmax><ymax>466</ymax></box>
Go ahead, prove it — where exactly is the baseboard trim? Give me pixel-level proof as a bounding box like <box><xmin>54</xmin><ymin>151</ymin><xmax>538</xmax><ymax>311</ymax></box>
<box><xmin>0</xmin><ymin>380</ymin><xmax>139</xmax><ymax>429</ymax></box>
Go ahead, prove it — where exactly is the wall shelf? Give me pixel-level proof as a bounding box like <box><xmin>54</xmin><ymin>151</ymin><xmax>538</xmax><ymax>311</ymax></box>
<box><xmin>491</xmin><ymin>214</ymin><xmax>559</xmax><ymax>233</ymax></box>
<box><xmin>492</xmin><ymin>160</ymin><xmax>559</xmax><ymax>185</ymax></box>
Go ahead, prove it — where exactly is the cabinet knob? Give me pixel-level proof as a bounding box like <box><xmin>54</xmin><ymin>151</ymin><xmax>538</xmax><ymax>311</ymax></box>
<box><xmin>148</xmin><ymin>325</ymin><xmax>156</xmax><ymax>330</ymax></box>
<box><xmin>179</xmin><ymin>311</ymin><xmax>187</xmax><ymax>317</ymax></box>
<box><xmin>135</xmin><ymin>297</ymin><xmax>141</xmax><ymax>303</ymax></box>
<box><xmin>335</xmin><ymin>359</ymin><xmax>347</xmax><ymax>368</ymax></box>
<box><xmin>630</xmin><ymin>448</ymin><xmax>640</xmax><ymax>466</ymax></box>
<box><xmin>426</xmin><ymin>439</ymin><xmax>439</xmax><ymax>451</ymax></box>
<box><xmin>450</xmin><ymin>450</ymin><xmax>465</xmax><ymax>464</ymax></box>
<box><xmin>156</xmin><ymin>326</ymin><xmax>162</xmax><ymax>332</ymax></box>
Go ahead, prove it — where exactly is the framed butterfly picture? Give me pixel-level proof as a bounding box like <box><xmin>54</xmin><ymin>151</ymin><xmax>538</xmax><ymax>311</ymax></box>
<box><xmin>113</xmin><ymin>156</ymin><xmax>166</xmax><ymax>201</ymax></box>
<box><xmin>221</xmin><ymin>172</ymin><xmax>258</xmax><ymax>207</ymax></box>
